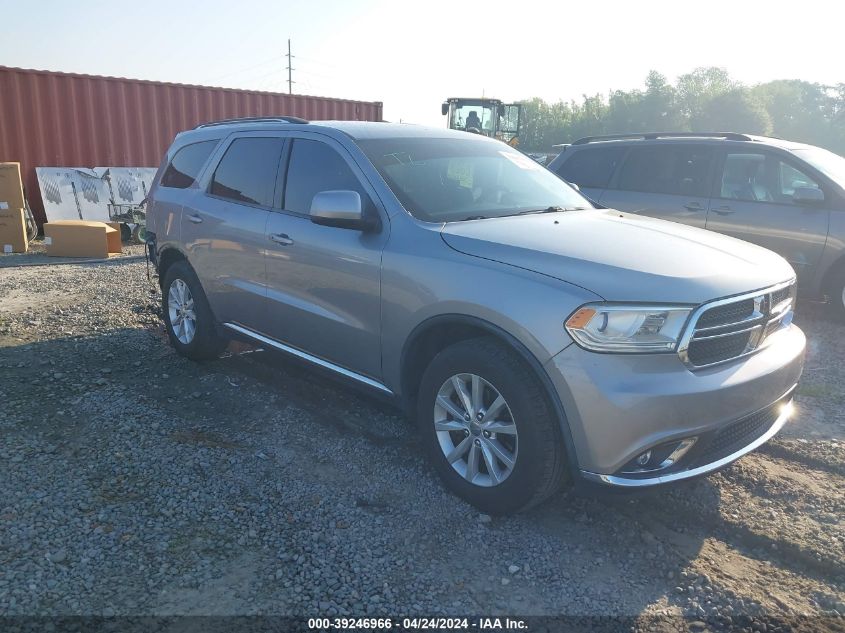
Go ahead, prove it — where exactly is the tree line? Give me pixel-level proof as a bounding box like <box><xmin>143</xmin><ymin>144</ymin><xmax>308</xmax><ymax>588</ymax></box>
<box><xmin>518</xmin><ymin>67</ymin><xmax>845</xmax><ymax>155</ymax></box>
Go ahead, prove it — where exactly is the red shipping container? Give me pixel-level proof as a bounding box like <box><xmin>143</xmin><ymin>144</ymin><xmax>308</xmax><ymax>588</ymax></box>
<box><xmin>0</xmin><ymin>66</ymin><xmax>383</xmax><ymax>225</ymax></box>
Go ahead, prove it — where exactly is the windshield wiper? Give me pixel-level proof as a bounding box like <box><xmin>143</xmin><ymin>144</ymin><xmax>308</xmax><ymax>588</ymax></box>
<box><xmin>514</xmin><ymin>205</ymin><xmax>590</xmax><ymax>216</ymax></box>
<box><xmin>462</xmin><ymin>215</ymin><xmax>488</xmax><ymax>221</ymax></box>
<box><xmin>513</xmin><ymin>206</ymin><xmax>565</xmax><ymax>216</ymax></box>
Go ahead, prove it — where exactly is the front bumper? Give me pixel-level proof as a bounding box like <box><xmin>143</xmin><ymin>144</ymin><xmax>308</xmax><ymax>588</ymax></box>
<box><xmin>545</xmin><ymin>324</ymin><xmax>806</xmax><ymax>485</ymax></box>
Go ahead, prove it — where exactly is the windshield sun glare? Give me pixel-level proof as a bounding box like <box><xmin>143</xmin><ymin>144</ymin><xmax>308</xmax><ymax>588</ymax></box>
<box><xmin>358</xmin><ymin>137</ymin><xmax>592</xmax><ymax>223</ymax></box>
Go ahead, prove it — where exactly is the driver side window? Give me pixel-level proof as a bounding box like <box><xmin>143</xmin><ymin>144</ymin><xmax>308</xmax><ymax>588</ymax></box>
<box><xmin>778</xmin><ymin>161</ymin><xmax>820</xmax><ymax>199</ymax></box>
<box><xmin>283</xmin><ymin>139</ymin><xmax>372</xmax><ymax>216</ymax></box>
<box><xmin>720</xmin><ymin>152</ymin><xmax>821</xmax><ymax>205</ymax></box>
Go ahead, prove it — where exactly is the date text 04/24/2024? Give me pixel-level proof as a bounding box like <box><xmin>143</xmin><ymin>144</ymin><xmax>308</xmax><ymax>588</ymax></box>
<box><xmin>307</xmin><ymin>617</ymin><xmax>528</xmax><ymax>630</ymax></box>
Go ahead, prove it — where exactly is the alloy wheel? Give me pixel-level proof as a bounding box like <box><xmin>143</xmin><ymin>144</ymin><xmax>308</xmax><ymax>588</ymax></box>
<box><xmin>168</xmin><ymin>278</ymin><xmax>197</xmax><ymax>345</ymax></box>
<box><xmin>433</xmin><ymin>373</ymin><xmax>518</xmax><ymax>487</ymax></box>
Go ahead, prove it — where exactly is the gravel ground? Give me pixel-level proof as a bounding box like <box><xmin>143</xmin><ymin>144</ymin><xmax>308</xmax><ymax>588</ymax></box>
<box><xmin>0</xmin><ymin>255</ymin><xmax>842</xmax><ymax>631</ymax></box>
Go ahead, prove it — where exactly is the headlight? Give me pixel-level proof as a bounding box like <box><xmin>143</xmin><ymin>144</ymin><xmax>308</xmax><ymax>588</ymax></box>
<box><xmin>565</xmin><ymin>304</ymin><xmax>692</xmax><ymax>352</ymax></box>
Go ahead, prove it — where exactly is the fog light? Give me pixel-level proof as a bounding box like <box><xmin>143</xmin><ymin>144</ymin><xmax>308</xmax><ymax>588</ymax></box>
<box><xmin>621</xmin><ymin>437</ymin><xmax>698</xmax><ymax>475</ymax></box>
<box><xmin>636</xmin><ymin>451</ymin><xmax>652</xmax><ymax>466</ymax></box>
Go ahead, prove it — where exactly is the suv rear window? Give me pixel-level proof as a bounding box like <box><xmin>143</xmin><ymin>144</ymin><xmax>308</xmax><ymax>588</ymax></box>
<box><xmin>617</xmin><ymin>146</ymin><xmax>713</xmax><ymax>196</ymax></box>
<box><xmin>210</xmin><ymin>137</ymin><xmax>283</xmax><ymax>208</ymax></box>
<box><xmin>160</xmin><ymin>140</ymin><xmax>218</xmax><ymax>189</ymax></box>
<box><xmin>554</xmin><ymin>147</ymin><xmax>625</xmax><ymax>189</ymax></box>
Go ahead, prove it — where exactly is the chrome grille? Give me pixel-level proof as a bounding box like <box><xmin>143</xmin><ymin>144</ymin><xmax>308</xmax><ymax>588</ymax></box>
<box><xmin>687</xmin><ymin>330</ymin><xmax>751</xmax><ymax>366</ymax></box>
<box><xmin>695</xmin><ymin>298</ymin><xmax>754</xmax><ymax>329</ymax></box>
<box><xmin>680</xmin><ymin>281</ymin><xmax>796</xmax><ymax>368</ymax></box>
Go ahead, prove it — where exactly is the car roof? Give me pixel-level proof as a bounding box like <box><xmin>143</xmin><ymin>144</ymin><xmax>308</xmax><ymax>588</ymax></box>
<box><xmin>180</xmin><ymin>118</ymin><xmax>476</xmax><ymax>141</ymax></box>
<box><xmin>566</xmin><ymin>132</ymin><xmax>818</xmax><ymax>151</ymax></box>
<box><xmin>311</xmin><ymin>120</ymin><xmax>477</xmax><ymax>140</ymax></box>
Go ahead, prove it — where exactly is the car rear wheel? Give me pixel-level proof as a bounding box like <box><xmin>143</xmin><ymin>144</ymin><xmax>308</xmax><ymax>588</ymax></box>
<box><xmin>416</xmin><ymin>337</ymin><xmax>568</xmax><ymax>514</ymax></box>
<box><xmin>161</xmin><ymin>261</ymin><xmax>226</xmax><ymax>361</ymax></box>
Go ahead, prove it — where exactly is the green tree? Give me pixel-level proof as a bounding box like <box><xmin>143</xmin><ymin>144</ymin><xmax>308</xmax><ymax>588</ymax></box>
<box><xmin>514</xmin><ymin>67</ymin><xmax>845</xmax><ymax>156</ymax></box>
<box><xmin>752</xmin><ymin>80</ymin><xmax>834</xmax><ymax>145</ymax></box>
<box><xmin>695</xmin><ymin>88</ymin><xmax>773</xmax><ymax>134</ymax></box>
<box><xmin>676</xmin><ymin>67</ymin><xmax>734</xmax><ymax>123</ymax></box>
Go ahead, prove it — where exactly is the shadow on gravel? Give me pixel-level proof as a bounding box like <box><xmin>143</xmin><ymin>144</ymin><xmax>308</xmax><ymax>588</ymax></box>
<box><xmin>2</xmin><ymin>329</ymin><xmax>707</xmax><ymax>620</ymax></box>
<box><xmin>174</xmin><ymin>344</ymin><xmax>717</xmax><ymax>620</ymax></box>
<box><xmin>3</xmin><ymin>328</ymin><xmax>838</xmax><ymax>627</ymax></box>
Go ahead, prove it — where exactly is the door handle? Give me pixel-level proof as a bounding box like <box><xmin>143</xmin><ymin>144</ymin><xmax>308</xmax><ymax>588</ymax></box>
<box><xmin>712</xmin><ymin>205</ymin><xmax>734</xmax><ymax>215</ymax></box>
<box><xmin>269</xmin><ymin>233</ymin><xmax>294</xmax><ymax>246</ymax></box>
<box><xmin>683</xmin><ymin>202</ymin><xmax>704</xmax><ymax>211</ymax></box>
<box><xmin>187</xmin><ymin>213</ymin><xmax>203</xmax><ymax>224</ymax></box>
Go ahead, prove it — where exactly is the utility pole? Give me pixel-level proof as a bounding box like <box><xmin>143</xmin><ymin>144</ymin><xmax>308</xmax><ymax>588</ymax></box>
<box><xmin>286</xmin><ymin>39</ymin><xmax>295</xmax><ymax>94</ymax></box>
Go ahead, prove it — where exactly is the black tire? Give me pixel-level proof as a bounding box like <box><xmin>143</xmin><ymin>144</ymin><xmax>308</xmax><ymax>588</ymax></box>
<box><xmin>131</xmin><ymin>224</ymin><xmax>146</xmax><ymax>244</ymax></box>
<box><xmin>829</xmin><ymin>265</ymin><xmax>845</xmax><ymax>322</ymax></box>
<box><xmin>161</xmin><ymin>260</ymin><xmax>226</xmax><ymax>361</ymax></box>
<box><xmin>416</xmin><ymin>337</ymin><xmax>569</xmax><ymax>514</ymax></box>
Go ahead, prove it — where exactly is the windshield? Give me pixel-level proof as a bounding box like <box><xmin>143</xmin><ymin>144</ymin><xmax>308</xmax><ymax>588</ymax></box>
<box><xmin>792</xmin><ymin>147</ymin><xmax>845</xmax><ymax>185</ymax></box>
<box><xmin>450</xmin><ymin>103</ymin><xmax>497</xmax><ymax>136</ymax></box>
<box><xmin>358</xmin><ymin>137</ymin><xmax>593</xmax><ymax>223</ymax></box>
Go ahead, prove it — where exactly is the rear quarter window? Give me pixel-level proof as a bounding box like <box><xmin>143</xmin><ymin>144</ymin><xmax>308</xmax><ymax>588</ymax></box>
<box><xmin>160</xmin><ymin>140</ymin><xmax>219</xmax><ymax>189</ymax></box>
<box><xmin>553</xmin><ymin>147</ymin><xmax>625</xmax><ymax>189</ymax></box>
<box><xmin>617</xmin><ymin>145</ymin><xmax>713</xmax><ymax>196</ymax></box>
<box><xmin>209</xmin><ymin>137</ymin><xmax>283</xmax><ymax>208</ymax></box>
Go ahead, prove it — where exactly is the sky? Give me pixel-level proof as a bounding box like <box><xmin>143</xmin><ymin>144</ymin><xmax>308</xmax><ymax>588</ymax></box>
<box><xmin>2</xmin><ymin>0</ymin><xmax>844</xmax><ymax>127</ymax></box>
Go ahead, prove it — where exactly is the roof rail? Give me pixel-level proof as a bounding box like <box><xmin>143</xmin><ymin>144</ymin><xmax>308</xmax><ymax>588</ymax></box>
<box><xmin>195</xmin><ymin>116</ymin><xmax>309</xmax><ymax>129</ymax></box>
<box><xmin>571</xmin><ymin>132</ymin><xmax>752</xmax><ymax>145</ymax></box>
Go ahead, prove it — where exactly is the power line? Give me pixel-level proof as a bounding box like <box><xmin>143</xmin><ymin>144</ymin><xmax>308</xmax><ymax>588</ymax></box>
<box><xmin>204</xmin><ymin>55</ymin><xmax>280</xmax><ymax>84</ymax></box>
<box><xmin>294</xmin><ymin>54</ymin><xmax>341</xmax><ymax>70</ymax></box>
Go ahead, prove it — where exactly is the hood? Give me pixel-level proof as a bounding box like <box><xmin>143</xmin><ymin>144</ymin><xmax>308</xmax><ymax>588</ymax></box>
<box><xmin>440</xmin><ymin>209</ymin><xmax>795</xmax><ymax>304</ymax></box>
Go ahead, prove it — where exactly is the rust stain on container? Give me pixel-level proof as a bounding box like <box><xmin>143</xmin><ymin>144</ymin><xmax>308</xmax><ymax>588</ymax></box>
<box><xmin>0</xmin><ymin>66</ymin><xmax>384</xmax><ymax>224</ymax></box>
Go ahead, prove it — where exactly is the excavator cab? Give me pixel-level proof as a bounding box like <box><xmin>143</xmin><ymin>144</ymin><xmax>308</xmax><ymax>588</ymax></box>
<box><xmin>442</xmin><ymin>97</ymin><xmax>523</xmax><ymax>145</ymax></box>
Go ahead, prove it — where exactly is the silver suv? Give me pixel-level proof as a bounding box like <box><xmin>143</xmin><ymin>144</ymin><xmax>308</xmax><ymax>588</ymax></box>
<box><xmin>147</xmin><ymin>119</ymin><xmax>805</xmax><ymax>514</ymax></box>
<box><xmin>548</xmin><ymin>132</ymin><xmax>845</xmax><ymax>320</ymax></box>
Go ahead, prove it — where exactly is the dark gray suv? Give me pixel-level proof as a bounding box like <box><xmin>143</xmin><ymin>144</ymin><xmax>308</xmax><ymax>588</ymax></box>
<box><xmin>548</xmin><ymin>132</ymin><xmax>845</xmax><ymax>319</ymax></box>
<box><xmin>146</xmin><ymin>120</ymin><xmax>804</xmax><ymax>514</ymax></box>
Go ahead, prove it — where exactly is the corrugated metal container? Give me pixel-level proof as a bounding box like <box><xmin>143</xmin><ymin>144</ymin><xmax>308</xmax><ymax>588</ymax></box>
<box><xmin>0</xmin><ymin>66</ymin><xmax>384</xmax><ymax>224</ymax></box>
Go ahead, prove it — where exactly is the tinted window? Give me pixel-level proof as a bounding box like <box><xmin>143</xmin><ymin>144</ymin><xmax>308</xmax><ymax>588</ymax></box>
<box><xmin>210</xmin><ymin>137</ymin><xmax>283</xmax><ymax>207</ymax></box>
<box><xmin>617</xmin><ymin>146</ymin><xmax>713</xmax><ymax>196</ymax></box>
<box><xmin>554</xmin><ymin>147</ymin><xmax>624</xmax><ymax>189</ymax></box>
<box><xmin>720</xmin><ymin>152</ymin><xmax>821</xmax><ymax>204</ymax></box>
<box><xmin>284</xmin><ymin>139</ymin><xmax>369</xmax><ymax>214</ymax></box>
<box><xmin>160</xmin><ymin>140</ymin><xmax>218</xmax><ymax>189</ymax></box>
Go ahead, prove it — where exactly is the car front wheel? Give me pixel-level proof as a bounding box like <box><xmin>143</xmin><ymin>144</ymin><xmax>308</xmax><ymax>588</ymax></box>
<box><xmin>416</xmin><ymin>337</ymin><xmax>568</xmax><ymax>514</ymax></box>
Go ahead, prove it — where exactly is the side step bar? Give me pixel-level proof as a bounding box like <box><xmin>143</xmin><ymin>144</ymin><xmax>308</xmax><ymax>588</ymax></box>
<box><xmin>222</xmin><ymin>322</ymin><xmax>394</xmax><ymax>395</ymax></box>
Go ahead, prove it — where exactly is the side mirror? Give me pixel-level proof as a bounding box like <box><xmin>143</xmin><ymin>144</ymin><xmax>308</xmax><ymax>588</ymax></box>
<box><xmin>441</xmin><ymin>103</ymin><xmax>449</xmax><ymax>116</ymax></box>
<box><xmin>792</xmin><ymin>187</ymin><xmax>825</xmax><ymax>204</ymax></box>
<box><xmin>310</xmin><ymin>190</ymin><xmax>377</xmax><ymax>231</ymax></box>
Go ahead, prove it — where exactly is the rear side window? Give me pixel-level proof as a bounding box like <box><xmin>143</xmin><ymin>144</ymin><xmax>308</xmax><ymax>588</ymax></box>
<box><xmin>283</xmin><ymin>139</ymin><xmax>370</xmax><ymax>215</ymax></box>
<box><xmin>210</xmin><ymin>137</ymin><xmax>283</xmax><ymax>207</ymax></box>
<box><xmin>554</xmin><ymin>147</ymin><xmax>625</xmax><ymax>189</ymax></box>
<box><xmin>160</xmin><ymin>140</ymin><xmax>218</xmax><ymax>189</ymax></box>
<box><xmin>617</xmin><ymin>146</ymin><xmax>713</xmax><ymax>196</ymax></box>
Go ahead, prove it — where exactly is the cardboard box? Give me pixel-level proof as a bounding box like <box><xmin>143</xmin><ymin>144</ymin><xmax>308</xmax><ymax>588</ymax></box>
<box><xmin>44</xmin><ymin>221</ymin><xmax>122</xmax><ymax>258</ymax></box>
<box><xmin>0</xmin><ymin>162</ymin><xmax>26</xmax><ymax>211</ymax></box>
<box><xmin>0</xmin><ymin>207</ymin><xmax>28</xmax><ymax>253</ymax></box>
